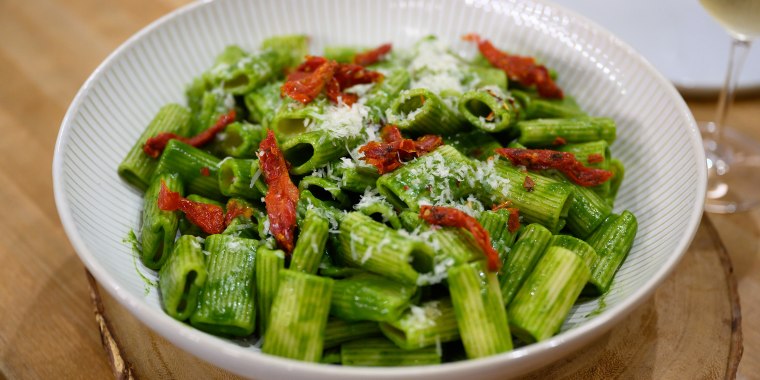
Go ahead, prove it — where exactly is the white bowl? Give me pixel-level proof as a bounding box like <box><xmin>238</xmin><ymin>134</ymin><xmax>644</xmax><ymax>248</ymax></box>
<box><xmin>53</xmin><ymin>0</ymin><xmax>706</xmax><ymax>378</ymax></box>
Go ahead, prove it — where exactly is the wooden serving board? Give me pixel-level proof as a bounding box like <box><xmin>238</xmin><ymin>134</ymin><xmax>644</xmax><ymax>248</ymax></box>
<box><xmin>88</xmin><ymin>216</ymin><xmax>741</xmax><ymax>379</ymax></box>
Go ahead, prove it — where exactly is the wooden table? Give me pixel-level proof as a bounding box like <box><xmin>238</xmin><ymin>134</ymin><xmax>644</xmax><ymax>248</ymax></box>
<box><xmin>0</xmin><ymin>0</ymin><xmax>757</xmax><ymax>378</ymax></box>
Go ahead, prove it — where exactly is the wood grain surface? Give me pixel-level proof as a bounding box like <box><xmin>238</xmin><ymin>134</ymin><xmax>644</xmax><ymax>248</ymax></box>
<box><xmin>0</xmin><ymin>0</ymin><xmax>758</xmax><ymax>379</ymax></box>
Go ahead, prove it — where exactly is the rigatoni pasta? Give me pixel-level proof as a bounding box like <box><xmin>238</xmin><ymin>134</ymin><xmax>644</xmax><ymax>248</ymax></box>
<box><xmin>119</xmin><ymin>34</ymin><xmax>638</xmax><ymax>366</ymax></box>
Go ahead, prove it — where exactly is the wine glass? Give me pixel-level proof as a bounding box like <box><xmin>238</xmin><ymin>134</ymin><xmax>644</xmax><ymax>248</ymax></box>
<box><xmin>698</xmin><ymin>0</ymin><xmax>760</xmax><ymax>213</ymax></box>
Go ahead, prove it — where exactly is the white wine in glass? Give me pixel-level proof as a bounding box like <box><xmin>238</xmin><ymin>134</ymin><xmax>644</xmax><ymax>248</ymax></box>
<box><xmin>698</xmin><ymin>0</ymin><xmax>760</xmax><ymax>213</ymax></box>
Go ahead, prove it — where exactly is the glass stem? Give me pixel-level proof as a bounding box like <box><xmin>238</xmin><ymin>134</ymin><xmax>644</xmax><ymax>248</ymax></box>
<box><xmin>712</xmin><ymin>38</ymin><xmax>752</xmax><ymax>147</ymax></box>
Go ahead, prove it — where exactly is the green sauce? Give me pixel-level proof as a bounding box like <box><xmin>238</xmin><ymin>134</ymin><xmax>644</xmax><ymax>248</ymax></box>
<box><xmin>123</xmin><ymin>230</ymin><xmax>157</xmax><ymax>295</ymax></box>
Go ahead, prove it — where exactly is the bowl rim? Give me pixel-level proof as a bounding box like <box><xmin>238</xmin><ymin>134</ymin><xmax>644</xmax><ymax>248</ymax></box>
<box><xmin>53</xmin><ymin>0</ymin><xmax>706</xmax><ymax>377</ymax></box>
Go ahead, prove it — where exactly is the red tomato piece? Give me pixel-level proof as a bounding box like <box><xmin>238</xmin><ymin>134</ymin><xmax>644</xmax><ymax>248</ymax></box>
<box><xmin>224</xmin><ymin>199</ymin><xmax>254</xmax><ymax>227</ymax></box>
<box><xmin>157</xmin><ymin>181</ymin><xmax>225</xmax><ymax>234</ymax></box>
<box><xmin>258</xmin><ymin>130</ymin><xmax>299</xmax><ymax>253</ymax></box>
<box><xmin>495</xmin><ymin>147</ymin><xmax>614</xmax><ymax>187</ymax></box>
<box><xmin>353</xmin><ymin>43</ymin><xmax>392</xmax><ymax>66</ymax></box>
<box><xmin>419</xmin><ymin>205</ymin><xmax>501</xmax><ymax>272</ymax></box>
<box><xmin>282</xmin><ymin>56</ymin><xmax>383</xmax><ymax>106</ymax></box>
<box><xmin>463</xmin><ymin>33</ymin><xmax>563</xmax><ymax>99</ymax></box>
<box><xmin>358</xmin><ymin>125</ymin><xmax>443</xmax><ymax>174</ymax></box>
<box><xmin>143</xmin><ymin>109</ymin><xmax>236</xmax><ymax>158</ymax></box>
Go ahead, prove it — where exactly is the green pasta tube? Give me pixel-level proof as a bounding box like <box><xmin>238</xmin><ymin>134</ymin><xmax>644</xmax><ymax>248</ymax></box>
<box><xmin>557</xmin><ymin>140</ymin><xmax>611</xmax><ymax>169</ymax></box>
<box><xmin>140</xmin><ymin>173</ymin><xmax>183</xmax><ymax>270</ymax></box>
<box><xmin>585</xmin><ymin>211</ymin><xmax>638</xmax><ymax>293</ymax></box>
<box><xmin>477</xmin><ymin>209</ymin><xmax>519</xmax><ymax>258</ymax></box>
<box><xmin>516</xmin><ymin>117</ymin><xmax>616</xmax><ymax>147</ymax></box>
<box><xmin>209</xmin><ymin>42</ymin><xmax>299</xmax><ymax>94</ymax></box>
<box><xmin>551</xmin><ymin>235</ymin><xmax>597</xmax><ymax>270</ymax></box>
<box><xmin>511</xmin><ymin>89</ymin><xmax>586</xmax><ymax>120</ymax></box>
<box><xmin>444</xmin><ymin>129</ymin><xmax>503</xmax><ymax>160</ymax></box>
<box><xmin>565</xmin><ymin>184</ymin><xmax>613</xmax><ymax>239</ymax></box>
<box><xmin>337</xmin><ymin>212</ymin><xmax>434</xmax><ymax>285</ymax></box>
<box><xmin>186</xmin><ymin>75</ymin><xmax>212</xmax><ymax>122</ymax></box>
<box><xmin>606</xmin><ymin>158</ymin><xmax>625</xmax><ymax>207</ymax></box>
<box><xmin>244</xmin><ymin>81</ymin><xmax>283</xmax><ymax>127</ymax></box>
<box><xmin>260</xmin><ymin>34</ymin><xmax>310</xmax><ymax>69</ymax></box>
<box><xmin>118</xmin><ymin>104</ymin><xmax>191</xmax><ymax>190</ymax></box>
<box><xmin>458</xmin><ymin>86</ymin><xmax>518</xmax><ymax>132</ymax></box>
<box><xmin>192</xmin><ymin>88</ymin><xmax>236</xmax><ymax>136</ymax></box>
<box><xmin>334</xmin><ymin>163</ymin><xmax>380</xmax><ymax>193</ymax></box>
<box><xmin>324</xmin><ymin>45</ymin><xmax>362</xmax><ymax>63</ymax></box>
<box><xmin>379</xmin><ymin>299</ymin><xmax>460</xmax><ymax>350</ymax></box>
<box><xmin>469</xmin><ymin>65</ymin><xmax>508</xmax><ymax>89</ymax></box>
<box><xmin>354</xmin><ymin>193</ymin><xmax>402</xmax><ymax>229</ymax></box>
<box><xmin>364</xmin><ymin>68</ymin><xmax>411</xmax><ymax>121</ymax></box>
<box><xmin>222</xmin><ymin>198</ymin><xmax>265</xmax><ymax>239</ymax></box>
<box><xmin>255</xmin><ymin>246</ymin><xmax>285</xmax><ymax>336</ymax></box>
<box><xmin>386</xmin><ymin>88</ymin><xmax>466</xmax><ymax>135</ymax></box>
<box><xmin>218</xmin><ymin>158</ymin><xmax>267</xmax><ymax>200</ymax></box>
<box><xmin>158</xmin><ymin>235</ymin><xmax>207</xmax><ymax>321</ymax></box>
<box><xmin>154</xmin><ymin>139</ymin><xmax>223</xmax><ymax>200</ymax></box>
<box><xmin>297</xmin><ymin>175</ymin><xmax>351</xmax><ymax>208</ymax></box>
<box><xmin>281</xmin><ymin>130</ymin><xmax>355</xmax><ymax>175</ymax></box>
<box><xmin>270</xmin><ymin>99</ymin><xmax>324</xmax><ymax>140</ymax></box>
<box><xmin>398</xmin><ymin>210</ymin><xmax>424</xmax><ymax>231</ymax></box>
<box><xmin>330</xmin><ymin>272</ymin><xmax>418</xmax><ymax>322</ymax></box>
<box><xmin>262</xmin><ymin>270</ymin><xmax>334</xmax><ymax>362</ymax></box>
<box><xmin>218</xmin><ymin>122</ymin><xmax>266</xmax><ymax>158</ymax></box>
<box><xmin>223</xmin><ymin>215</ymin><xmax>258</xmax><ymax>239</ymax></box>
<box><xmin>296</xmin><ymin>189</ymin><xmax>346</xmax><ymax>231</ymax></box>
<box><xmin>376</xmin><ymin>146</ymin><xmax>476</xmax><ymax>211</ymax></box>
<box><xmin>321</xmin><ymin>348</ymin><xmax>342</xmax><ymax>364</ymax></box>
<box><xmin>484</xmin><ymin>161</ymin><xmax>574</xmax><ymax>233</ymax></box>
<box><xmin>190</xmin><ymin>235</ymin><xmax>258</xmax><ymax>336</ymax></box>
<box><xmin>428</xmin><ymin>227</ymin><xmax>484</xmax><ymax>266</ymax></box>
<box><xmin>508</xmin><ymin>246</ymin><xmax>590</xmax><ymax>343</ymax></box>
<box><xmin>398</xmin><ymin>211</ymin><xmax>485</xmax><ymax>284</ymax></box>
<box><xmin>318</xmin><ymin>259</ymin><xmax>366</xmax><ymax>279</ymax></box>
<box><xmin>341</xmin><ymin>337</ymin><xmax>441</xmax><ymax>367</ymax></box>
<box><xmin>448</xmin><ymin>261</ymin><xmax>512</xmax><ymax>358</ymax></box>
<box><xmin>324</xmin><ymin>318</ymin><xmax>382</xmax><ymax>349</ymax></box>
<box><xmin>500</xmin><ymin>223</ymin><xmax>552</xmax><ymax>306</ymax></box>
<box><xmin>549</xmin><ymin>235</ymin><xmax>601</xmax><ymax>296</ymax></box>
<box><xmin>291</xmin><ymin>208</ymin><xmax>330</xmax><ymax>274</ymax></box>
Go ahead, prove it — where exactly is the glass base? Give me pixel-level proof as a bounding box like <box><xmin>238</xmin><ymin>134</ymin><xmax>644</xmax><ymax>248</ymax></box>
<box><xmin>700</xmin><ymin>122</ymin><xmax>760</xmax><ymax>213</ymax></box>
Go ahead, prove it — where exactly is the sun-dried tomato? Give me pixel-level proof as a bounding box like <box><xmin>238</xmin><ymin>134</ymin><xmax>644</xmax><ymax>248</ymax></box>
<box><xmin>523</xmin><ymin>175</ymin><xmax>535</xmax><ymax>192</ymax></box>
<box><xmin>157</xmin><ymin>181</ymin><xmax>225</xmax><ymax>234</ymax></box>
<box><xmin>359</xmin><ymin>125</ymin><xmax>443</xmax><ymax>174</ymax></box>
<box><xmin>463</xmin><ymin>33</ymin><xmax>563</xmax><ymax>99</ymax></box>
<box><xmin>587</xmin><ymin>153</ymin><xmax>605</xmax><ymax>164</ymax></box>
<box><xmin>281</xmin><ymin>57</ymin><xmax>337</xmax><ymax>104</ymax></box>
<box><xmin>224</xmin><ymin>199</ymin><xmax>254</xmax><ymax>227</ymax></box>
<box><xmin>491</xmin><ymin>201</ymin><xmax>521</xmax><ymax>233</ymax></box>
<box><xmin>552</xmin><ymin>136</ymin><xmax>567</xmax><ymax>146</ymax></box>
<box><xmin>495</xmin><ymin>148</ymin><xmax>613</xmax><ymax>187</ymax></box>
<box><xmin>506</xmin><ymin>208</ymin><xmax>520</xmax><ymax>233</ymax></box>
<box><xmin>143</xmin><ymin>110</ymin><xmax>236</xmax><ymax>158</ymax></box>
<box><xmin>353</xmin><ymin>43</ymin><xmax>392</xmax><ymax>66</ymax></box>
<box><xmin>419</xmin><ymin>205</ymin><xmax>501</xmax><ymax>271</ymax></box>
<box><xmin>282</xmin><ymin>56</ymin><xmax>383</xmax><ymax>106</ymax></box>
<box><xmin>258</xmin><ymin>130</ymin><xmax>299</xmax><ymax>253</ymax></box>
<box><xmin>334</xmin><ymin>63</ymin><xmax>385</xmax><ymax>89</ymax></box>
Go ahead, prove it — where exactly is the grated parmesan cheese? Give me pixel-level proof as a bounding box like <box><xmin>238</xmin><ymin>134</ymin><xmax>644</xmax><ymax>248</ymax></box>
<box><xmin>354</xmin><ymin>187</ymin><xmax>390</xmax><ymax>211</ymax></box>
<box><xmin>306</xmin><ymin>102</ymin><xmax>370</xmax><ymax>140</ymax></box>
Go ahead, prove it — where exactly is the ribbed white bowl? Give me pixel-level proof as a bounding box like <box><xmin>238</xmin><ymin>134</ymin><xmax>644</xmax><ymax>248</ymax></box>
<box><xmin>53</xmin><ymin>0</ymin><xmax>706</xmax><ymax>378</ymax></box>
